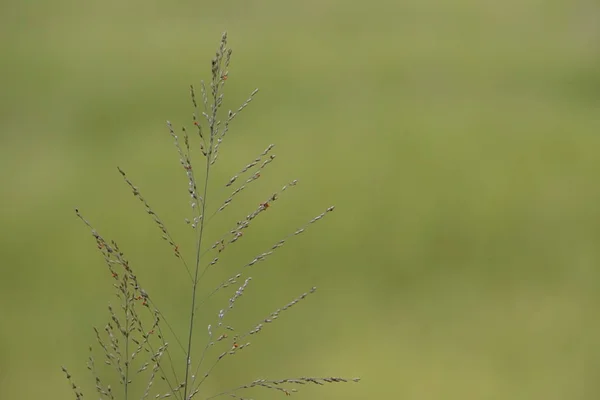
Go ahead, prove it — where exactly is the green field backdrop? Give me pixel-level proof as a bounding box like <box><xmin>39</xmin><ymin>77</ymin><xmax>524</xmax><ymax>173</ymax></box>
<box><xmin>2</xmin><ymin>1</ymin><xmax>600</xmax><ymax>399</ymax></box>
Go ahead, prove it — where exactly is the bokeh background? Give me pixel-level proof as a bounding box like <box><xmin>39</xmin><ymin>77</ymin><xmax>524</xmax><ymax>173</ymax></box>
<box><xmin>2</xmin><ymin>0</ymin><xmax>600</xmax><ymax>399</ymax></box>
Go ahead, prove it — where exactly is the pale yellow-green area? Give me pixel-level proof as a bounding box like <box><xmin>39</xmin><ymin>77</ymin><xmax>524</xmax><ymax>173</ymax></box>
<box><xmin>2</xmin><ymin>0</ymin><xmax>600</xmax><ymax>399</ymax></box>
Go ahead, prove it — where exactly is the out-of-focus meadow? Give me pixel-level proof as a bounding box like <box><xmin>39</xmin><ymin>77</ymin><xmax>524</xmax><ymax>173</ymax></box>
<box><xmin>2</xmin><ymin>0</ymin><xmax>600</xmax><ymax>398</ymax></box>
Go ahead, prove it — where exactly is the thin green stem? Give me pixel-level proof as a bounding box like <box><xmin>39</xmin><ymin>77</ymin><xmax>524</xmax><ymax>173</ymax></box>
<box><xmin>124</xmin><ymin>278</ymin><xmax>130</xmax><ymax>399</ymax></box>
<box><xmin>183</xmin><ymin>62</ymin><xmax>222</xmax><ymax>399</ymax></box>
<box><xmin>182</xmin><ymin>154</ymin><xmax>211</xmax><ymax>399</ymax></box>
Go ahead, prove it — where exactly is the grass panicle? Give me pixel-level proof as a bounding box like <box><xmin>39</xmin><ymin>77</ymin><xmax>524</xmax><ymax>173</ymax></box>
<box><xmin>64</xmin><ymin>32</ymin><xmax>358</xmax><ymax>400</ymax></box>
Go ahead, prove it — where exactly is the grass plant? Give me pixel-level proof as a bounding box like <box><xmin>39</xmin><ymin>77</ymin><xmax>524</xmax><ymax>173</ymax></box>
<box><xmin>61</xmin><ymin>32</ymin><xmax>359</xmax><ymax>400</ymax></box>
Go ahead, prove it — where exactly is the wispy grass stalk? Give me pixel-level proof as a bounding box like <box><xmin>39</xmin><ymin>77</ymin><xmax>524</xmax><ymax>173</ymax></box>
<box><xmin>62</xmin><ymin>32</ymin><xmax>359</xmax><ymax>400</ymax></box>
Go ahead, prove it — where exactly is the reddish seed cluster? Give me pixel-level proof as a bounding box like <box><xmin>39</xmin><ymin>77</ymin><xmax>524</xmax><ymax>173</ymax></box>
<box><xmin>135</xmin><ymin>295</ymin><xmax>148</xmax><ymax>306</ymax></box>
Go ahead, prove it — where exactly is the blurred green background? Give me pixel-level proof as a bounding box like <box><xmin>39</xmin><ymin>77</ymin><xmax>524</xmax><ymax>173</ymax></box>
<box><xmin>2</xmin><ymin>0</ymin><xmax>600</xmax><ymax>398</ymax></box>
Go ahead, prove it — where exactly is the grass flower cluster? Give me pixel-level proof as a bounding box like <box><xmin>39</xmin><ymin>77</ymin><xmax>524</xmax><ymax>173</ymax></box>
<box><xmin>62</xmin><ymin>32</ymin><xmax>359</xmax><ymax>400</ymax></box>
